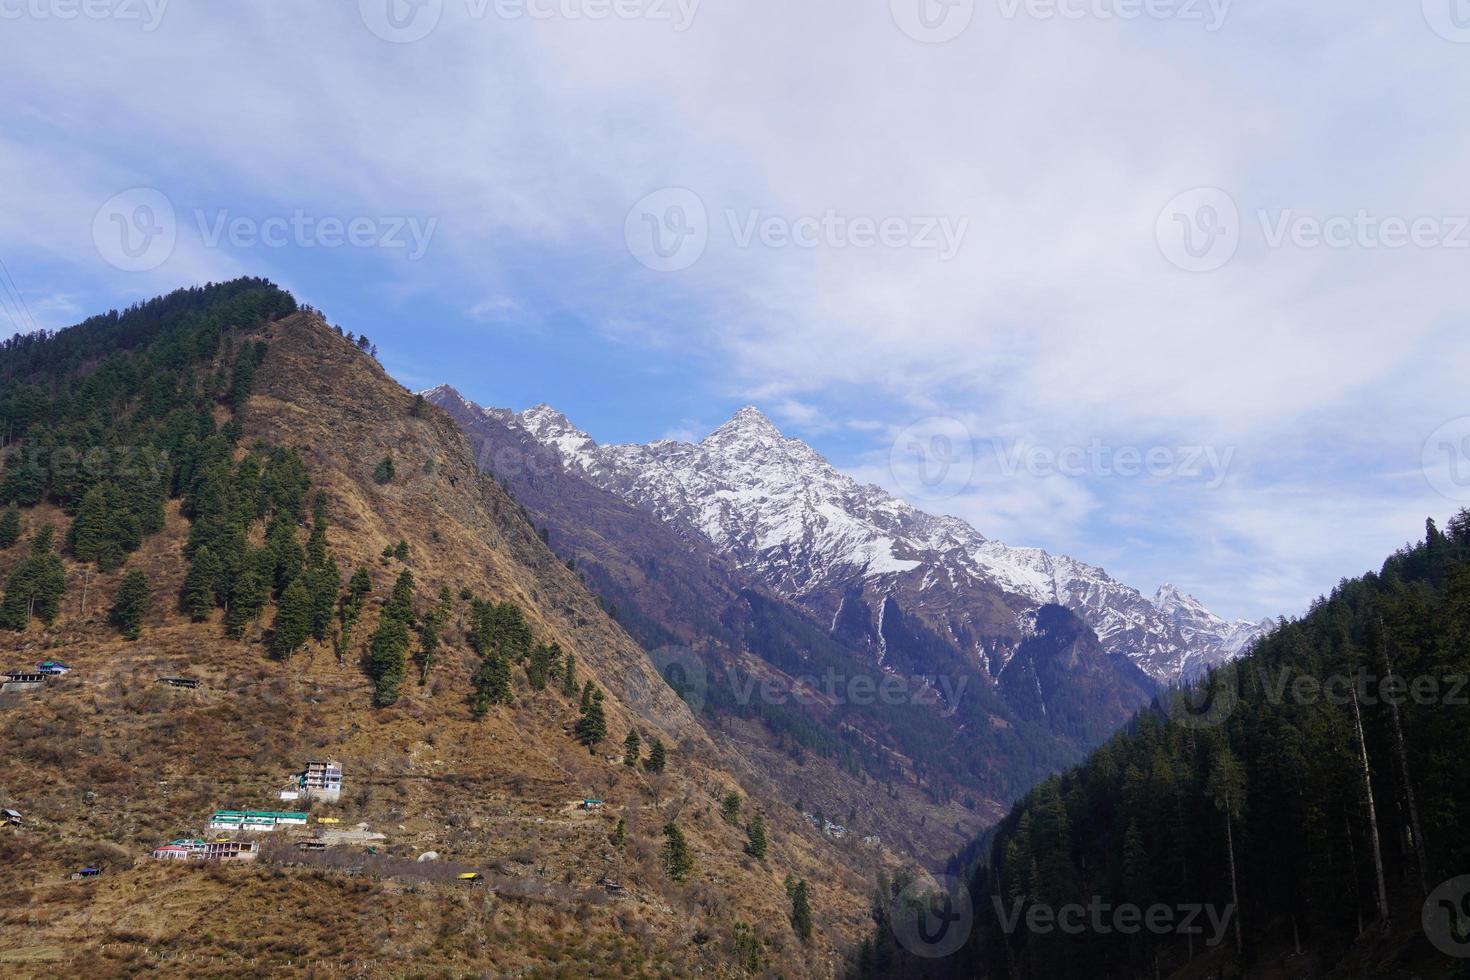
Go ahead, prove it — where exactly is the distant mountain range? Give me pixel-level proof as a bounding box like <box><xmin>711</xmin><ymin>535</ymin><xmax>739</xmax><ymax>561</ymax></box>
<box><xmin>427</xmin><ymin>389</ymin><xmax>1272</xmax><ymax>688</ymax></box>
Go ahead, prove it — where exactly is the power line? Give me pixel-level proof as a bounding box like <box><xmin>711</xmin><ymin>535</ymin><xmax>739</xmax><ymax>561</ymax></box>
<box><xmin>0</xmin><ymin>256</ymin><xmax>39</xmax><ymax>335</ymax></box>
<box><xmin>0</xmin><ymin>256</ymin><xmax>39</xmax><ymax>334</ymax></box>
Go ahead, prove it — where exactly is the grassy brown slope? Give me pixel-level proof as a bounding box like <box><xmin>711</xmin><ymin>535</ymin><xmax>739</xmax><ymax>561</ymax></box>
<box><xmin>0</xmin><ymin>311</ymin><xmax>888</xmax><ymax>978</ymax></box>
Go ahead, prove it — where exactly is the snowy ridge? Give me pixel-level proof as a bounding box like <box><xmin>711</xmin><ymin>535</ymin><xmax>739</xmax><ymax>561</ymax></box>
<box><xmin>452</xmin><ymin>397</ymin><xmax>1270</xmax><ymax>683</ymax></box>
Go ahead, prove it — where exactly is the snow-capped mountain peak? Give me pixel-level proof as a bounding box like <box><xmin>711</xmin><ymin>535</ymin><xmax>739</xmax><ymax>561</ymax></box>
<box><xmin>432</xmin><ymin>390</ymin><xmax>1273</xmax><ymax>683</ymax></box>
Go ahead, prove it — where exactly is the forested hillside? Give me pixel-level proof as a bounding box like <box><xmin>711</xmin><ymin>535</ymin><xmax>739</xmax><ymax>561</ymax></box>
<box><xmin>876</xmin><ymin>519</ymin><xmax>1470</xmax><ymax>978</ymax></box>
<box><xmin>0</xmin><ymin>281</ymin><xmax>899</xmax><ymax>977</ymax></box>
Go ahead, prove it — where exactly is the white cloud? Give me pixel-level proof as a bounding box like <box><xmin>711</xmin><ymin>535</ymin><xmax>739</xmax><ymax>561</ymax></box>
<box><xmin>0</xmin><ymin>1</ymin><xmax>1460</xmax><ymax>619</ymax></box>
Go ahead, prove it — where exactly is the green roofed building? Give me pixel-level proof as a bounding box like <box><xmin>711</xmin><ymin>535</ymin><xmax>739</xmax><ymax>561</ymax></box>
<box><xmin>209</xmin><ymin>810</ymin><xmax>309</xmax><ymax>832</ymax></box>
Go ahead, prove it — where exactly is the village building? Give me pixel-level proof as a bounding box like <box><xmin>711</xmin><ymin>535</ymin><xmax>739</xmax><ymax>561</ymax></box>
<box><xmin>201</xmin><ymin>840</ymin><xmax>259</xmax><ymax>862</ymax></box>
<box><xmin>152</xmin><ymin>838</ymin><xmax>258</xmax><ymax>862</ymax></box>
<box><xmin>1</xmin><ymin>671</ymin><xmax>46</xmax><ymax>693</ymax></box>
<box><xmin>35</xmin><ymin>661</ymin><xmax>70</xmax><ymax>676</ymax></box>
<box><xmin>1</xmin><ymin>808</ymin><xmax>23</xmax><ymax>826</ymax></box>
<box><xmin>208</xmin><ymin>810</ymin><xmax>309</xmax><ymax>832</ymax></box>
<box><xmin>300</xmin><ymin>760</ymin><xmax>343</xmax><ymax>802</ymax></box>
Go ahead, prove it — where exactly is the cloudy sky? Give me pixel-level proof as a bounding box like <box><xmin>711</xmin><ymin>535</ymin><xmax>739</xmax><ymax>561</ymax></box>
<box><xmin>2</xmin><ymin>0</ymin><xmax>1468</xmax><ymax>621</ymax></box>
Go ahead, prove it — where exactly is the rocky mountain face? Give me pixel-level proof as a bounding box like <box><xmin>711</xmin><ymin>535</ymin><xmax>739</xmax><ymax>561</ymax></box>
<box><xmin>430</xmin><ymin>386</ymin><xmax>1052</xmax><ymax>853</ymax></box>
<box><xmin>425</xmin><ymin>388</ymin><xmax>1190</xmax><ymax>817</ymax></box>
<box><xmin>430</xmin><ymin>394</ymin><xmax>1268</xmax><ymax>688</ymax></box>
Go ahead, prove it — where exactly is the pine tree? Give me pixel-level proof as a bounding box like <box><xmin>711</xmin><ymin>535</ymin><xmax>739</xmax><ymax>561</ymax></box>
<box><xmin>337</xmin><ymin>566</ymin><xmax>372</xmax><ymax>662</ymax></box>
<box><xmin>611</xmin><ymin>818</ymin><xmax>626</xmax><ymax>847</ymax></box>
<box><xmin>373</xmin><ymin>456</ymin><xmax>395</xmax><ymax>484</ymax></box>
<box><xmin>527</xmin><ymin>642</ymin><xmax>556</xmax><ymax>690</ymax></box>
<box><xmin>0</xmin><ymin>505</ymin><xmax>18</xmax><ymax>549</ymax></box>
<box><xmin>181</xmin><ymin>545</ymin><xmax>220</xmax><ymax>621</ymax></box>
<box><xmin>1</xmin><ymin>527</ymin><xmax>66</xmax><ymax>629</ymax></box>
<box><xmin>67</xmin><ymin>485</ymin><xmax>110</xmax><ymax>563</ymax></box>
<box><xmin>721</xmin><ymin>791</ymin><xmax>742</xmax><ymax>825</ymax></box>
<box><xmin>368</xmin><ymin>614</ymin><xmax>410</xmax><ymax>706</ymax></box>
<box><xmin>662</xmin><ymin>823</ymin><xmax>693</xmax><ymax>882</ymax></box>
<box><xmin>385</xmin><ymin>569</ymin><xmax>416</xmax><ymax>624</ymax></box>
<box><xmin>1207</xmin><ymin>746</ymin><xmax>1247</xmax><ymax>956</ymax></box>
<box><xmin>472</xmin><ymin>654</ymin><xmax>512</xmax><ymax>716</ymax></box>
<box><xmin>393</xmin><ymin>539</ymin><xmax>410</xmax><ymax>562</ymax></box>
<box><xmin>576</xmin><ymin>686</ymin><xmax>608</xmax><ymax>749</ymax></box>
<box><xmin>745</xmin><ymin>811</ymin><xmax>767</xmax><ymax>860</ymax></box>
<box><xmin>561</xmin><ymin>651</ymin><xmax>578</xmax><ymax>697</ymax></box>
<box><xmin>623</xmin><ymin>729</ymin><xmax>642</xmax><ymax>767</ymax></box>
<box><xmin>270</xmin><ymin>577</ymin><xmax>312</xmax><ymax>659</ymax></box>
<box><xmin>790</xmin><ymin>880</ymin><xmax>813</xmax><ymax>941</ymax></box>
<box><xmin>111</xmin><ymin>569</ymin><xmax>150</xmax><ymax>640</ymax></box>
<box><xmin>265</xmin><ymin>518</ymin><xmax>304</xmax><ymax>592</ymax></box>
<box><xmin>306</xmin><ymin>559</ymin><xmax>340</xmax><ymax>642</ymax></box>
<box><xmin>645</xmin><ymin>737</ymin><xmax>667</xmax><ymax>774</ymax></box>
<box><xmin>306</xmin><ymin>494</ymin><xmax>329</xmax><ymax>566</ymax></box>
<box><xmin>224</xmin><ymin>553</ymin><xmax>269</xmax><ymax>639</ymax></box>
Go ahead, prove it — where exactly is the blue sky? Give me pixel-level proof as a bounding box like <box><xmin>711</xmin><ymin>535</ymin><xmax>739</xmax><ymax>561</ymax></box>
<box><xmin>2</xmin><ymin>1</ymin><xmax>1469</xmax><ymax>622</ymax></box>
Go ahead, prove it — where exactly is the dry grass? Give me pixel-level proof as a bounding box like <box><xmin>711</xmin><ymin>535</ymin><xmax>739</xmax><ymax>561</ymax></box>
<box><xmin>0</xmin><ymin>314</ymin><xmax>906</xmax><ymax>978</ymax></box>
